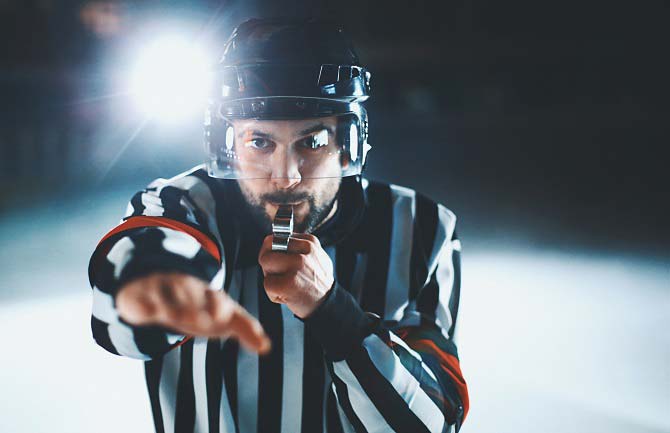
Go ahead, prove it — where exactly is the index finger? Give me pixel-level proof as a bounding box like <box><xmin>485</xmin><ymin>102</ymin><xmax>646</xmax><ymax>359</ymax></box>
<box><xmin>211</xmin><ymin>302</ymin><xmax>272</xmax><ymax>354</ymax></box>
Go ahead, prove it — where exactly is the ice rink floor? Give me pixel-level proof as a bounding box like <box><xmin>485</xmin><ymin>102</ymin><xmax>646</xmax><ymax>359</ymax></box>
<box><xmin>0</xmin><ymin>188</ymin><xmax>668</xmax><ymax>433</ymax></box>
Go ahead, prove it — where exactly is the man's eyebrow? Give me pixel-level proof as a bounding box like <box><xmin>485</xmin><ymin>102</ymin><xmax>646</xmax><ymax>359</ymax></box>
<box><xmin>238</xmin><ymin>130</ymin><xmax>277</xmax><ymax>140</ymax></box>
<box><xmin>298</xmin><ymin>123</ymin><xmax>335</xmax><ymax>136</ymax></box>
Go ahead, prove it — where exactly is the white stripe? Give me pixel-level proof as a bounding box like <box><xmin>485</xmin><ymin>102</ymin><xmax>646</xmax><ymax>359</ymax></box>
<box><xmin>91</xmin><ymin>287</ymin><xmax>150</xmax><ymax>360</ymax></box>
<box><xmin>280</xmin><ymin>305</ymin><xmax>304</xmax><ymax>433</ymax></box>
<box><xmin>210</xmin><ymin>267</ymin><xmax>226</xmax><ymax>292</ymax></box>
<box><xmin>159</xmin><ymin>227</ymin><xmax>202</xmax><ymax>259</ymax></box>
<box><xmin>162</xmin><ymin>229</ymin><xmax>200</xmax><ymax>259</ymax></box>
<box><xmin>124</xmin><ymin>202</ymin><xmax>134</xmax><ymax>219</ymax></box>
<box><xmin>385</xmin><ymin>185</ymin><xmax>416</xmax><ymax>320</ymax></box>
<box><xmin>387</xmin><ymin>332</ymin><xmax>438</xmax><ymax>383</ymax></box>
<box><xmin>219</xmin><ymin>341</ymin><xmax>237</xmax><ymax>433</ymax></box>
<box><xmin>106</xmin><ymin>236</ymin><xmax>134</xmax><ymax>279</ymax></box>
<box><xmin>435</xmin><ymin>243</ymin><xmax>455</xmax><ymax>332</ymax></box>
<box><xmin>322</xmin><ymin>371</ymin><xmax>332</xmax><ymax>433</ymax></box>
<box><xmin>166</xmin><ymin>332</ymin><xmax>183</xmax><ymax>345</ymax></box>
<box><xmin>426</xmin><ymin>205</ymin><xmax>457</xmax><ymax>281</ymax></box>
<box><xmin>332</xmin><ymin>361</ymin><xmax>392</xmax><ymax>433</ymax></box>
<box><xmin>159</xmin><ymin>346</ymin><xmax>181</xmax><ymax>433</ymax></box>
<box><xmin>171</xmin><ymin>172</ymin><xmax>224</xmax><ymax>247</ymax></box>
<box><xmin>91</xmin><ymin>286</ymin><xmax>119</xmax><ymax>324</ymax></box>
<box><xmin>362</xmin><ymin>334</ymin><xmax>446</xmax><ymax>432</ymax></box>
<box><xmin>192</xmin><ymin>337</ymin><xmax>209</xmax><ymax>433</ymax></box>
<box><xmin>219</xmin><ymin>266</ymin><xmax>245</xmax><ymax>433</ymax></box>
<box><xmin>237</xmin><ymin>266</ymin><xmax>259</xmax><ymax>433</ymax></box>
<box><xmin>397</xmin><ymin>310</ymin><xmax>422</xmax><ymax>328</ymax></box>
<box><xmin>332</xmin><ymin>386</ymin><xmax>357</xmax><ymax>433</ymax></box>
<box><xmin>139</xmin><ymin>190</ymin><xmax>166</xmax><ymax>216</ymax></box>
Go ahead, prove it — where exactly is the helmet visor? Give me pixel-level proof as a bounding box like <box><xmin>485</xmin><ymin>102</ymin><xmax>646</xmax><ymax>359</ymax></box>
<box><xmin>205</xmin><ymin>107</ymin><xmax>368</xmax><ymax>179</ymax></box>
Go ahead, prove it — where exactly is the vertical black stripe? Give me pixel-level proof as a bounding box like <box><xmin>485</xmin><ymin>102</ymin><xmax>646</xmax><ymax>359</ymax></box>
<box><xmin>90</xmin><ymin>316</ymin><xmax>120</xmax><ymax>355</ymax></box>
<box><xmin>159</xmin><ymin>186</ymin><xmax>189</xmax><ymax>222</ymax></box>
<box><xmin>145</xmin><ymin>358</ymin><xmax>166</xmax><ymax>433</ymax></box>
<box><xmin>193</xmin><ymin>170</ymin><xmax>238</xmax><ymax>291</ymax></box>
<box><xmin>205</xmin><ymin>340</ymin><xmax>223</xmax><ymax>433</ymax></box>
<box><xmin>91</xmin><ymin>255</ymin><xmax>120</xmax><ymax>295</ymax></box>
<box><xmin>133</xmin><ymin>325</ymin><xmax>171</xmax><ymax>359</ymax></box>
<box><xmin>222</xmin><ymin>339</ymin><xmax>239</xmax><ymax>431</ymax></box>
<box><xmin>174</xmin><ymin>340</ymin><xmax>196</xmax><ymax>433</ymax></box>
<box><xmin>335</xmin><ymin>239</ymin><xmax>357</xmax><ymax>293</ymax></box>
<box><xmin>346</xmin><ymin>347</ymin><xmax>431</xmax><ymax>433</ymax></box>
<box><xmin>409</xmin><ymin>194</ymin><xmax>439</xmax><ymax>300</ymax></box>
<box><xmin>257</xmin><ymin>269</ymin><xmax>283</xmax><ymax>433</ymax></box>
<box><xmin>447</xmin><ymin>248</ymin><xmax>461</xmax><ymax>339</ymax></box>
<box><xmin>359</xmin><ymin>182</ymin><xmax>393</xmax><ymax>316</ymax></box>
<box><xmin>325</xmin><ymin>388</ymin><xmax>345</xmax><ymax>433</ymax></box>
<box><xmin>416</xmin><ymin>272</ymin><xmax>440</xmax><ymax>320</ymax></box>
<box><xmin>328</xmin><ymin>366</ymin><xmax>368</xmax><ymax>433</ymax></box>
<box><xmin>301</xmin><ymin>332</ymin><xmax>325</xmax><ymax>433</ymax></box>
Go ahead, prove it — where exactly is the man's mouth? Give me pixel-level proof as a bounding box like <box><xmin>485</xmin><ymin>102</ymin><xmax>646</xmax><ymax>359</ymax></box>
<box><xmin>269</xmin><ymin>200</ymin><xmax>303</xmax><ymax>206</ymax></box>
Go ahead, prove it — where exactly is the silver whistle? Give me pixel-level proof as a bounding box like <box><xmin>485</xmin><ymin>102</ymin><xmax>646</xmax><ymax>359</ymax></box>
<box><xmin>271</xmin><ymin>205</ymin><xmax>294</xmax><ymax>252</ymax></box>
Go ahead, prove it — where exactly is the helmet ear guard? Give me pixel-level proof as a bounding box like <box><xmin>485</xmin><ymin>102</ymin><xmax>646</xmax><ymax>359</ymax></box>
<box><xmin>335</xmin><ymin>110</ymin><xmax>371</xmax><ymax>170</ymax></box>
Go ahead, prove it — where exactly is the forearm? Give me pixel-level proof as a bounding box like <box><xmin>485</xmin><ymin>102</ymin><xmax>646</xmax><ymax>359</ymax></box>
<box><xmin>304</xmin><ymin>283</ymin><xmax>468</xmax><ymax>432</ymax></box>
<box><xmin>89</xmin><ymin>225</ymin><xmax>221</xmax><ymax>359</ymax></box>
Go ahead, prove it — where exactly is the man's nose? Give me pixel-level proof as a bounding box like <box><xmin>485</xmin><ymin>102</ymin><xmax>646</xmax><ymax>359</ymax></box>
<box><xmin>270</xmin><ymin>151</ymin><xmax>302</xmax><ymax>189</ymax></box>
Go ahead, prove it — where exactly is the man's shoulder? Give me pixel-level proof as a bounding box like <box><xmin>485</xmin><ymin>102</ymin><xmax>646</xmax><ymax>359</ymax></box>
<box><xmin>361</xmin><ymin>178</ymin><xmax>456</xmax><ymax>225</ymax></box>
<box><xmin>123</xmin><ymin>164</ymin><xmax>225</xmax><ymax>221</ymax></box>
<box><xmin>142</xmin><ymin>164</ymin><xmax>215</xmax><ymax>194</ymax></box>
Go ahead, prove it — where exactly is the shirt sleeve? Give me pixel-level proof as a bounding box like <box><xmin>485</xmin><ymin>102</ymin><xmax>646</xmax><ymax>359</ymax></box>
<box><xmin>88</xmin><ymin>174</ymin><xmax>224</xmax><ymax>360</ymax></box>
<box><xmin>303</xmin><ymin>209</ymin><xmax>468</xmax><ymax>432</ymax></box>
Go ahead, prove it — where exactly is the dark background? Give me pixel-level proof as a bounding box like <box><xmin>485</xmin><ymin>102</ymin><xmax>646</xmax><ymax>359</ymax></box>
<box><xmin>0</xmin><ymin>2</ymin><xmax>668</xmax><ymax>432</ymax></box>
<box><xmin>1</xmin><ymin>0</ymin><xmax>667</xmax><ymax>253</ymax></box>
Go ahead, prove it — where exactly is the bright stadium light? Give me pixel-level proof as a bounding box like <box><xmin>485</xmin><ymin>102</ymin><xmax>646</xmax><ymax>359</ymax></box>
<box><xmin>128</xmin><ymin>35</ymin><xmax>212</xmax><ymax>123</ymax></box>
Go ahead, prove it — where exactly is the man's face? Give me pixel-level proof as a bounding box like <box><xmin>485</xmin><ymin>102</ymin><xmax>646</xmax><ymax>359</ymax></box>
<box><xmin>231</xmin><ymin>116</ymin><xmax>344</xmax><ymax>234</ymax></box>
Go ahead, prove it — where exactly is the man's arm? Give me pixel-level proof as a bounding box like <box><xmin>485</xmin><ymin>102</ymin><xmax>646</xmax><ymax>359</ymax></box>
<box><xmin>304</xmin><ymin>207</ymin><xmax>468</xmax><ymax>433</ymax></box>
<box><xmin>89</xmin><ymin>172</ymin><xmax>268</xmax><ymax>359</ymax></box>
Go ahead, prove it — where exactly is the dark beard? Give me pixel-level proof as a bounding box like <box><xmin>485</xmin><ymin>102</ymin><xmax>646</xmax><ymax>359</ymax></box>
<box><xmin>242</xmin><ymin>188</ymin><xmax>337</xmax><ymax>235</ymax></box>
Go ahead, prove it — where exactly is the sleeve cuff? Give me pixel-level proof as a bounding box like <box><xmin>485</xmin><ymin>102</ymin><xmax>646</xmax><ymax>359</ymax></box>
<box><xmin>302</xmin><ymin>281</ymin><xmax>377</xmax><ymax>361</ymax></box>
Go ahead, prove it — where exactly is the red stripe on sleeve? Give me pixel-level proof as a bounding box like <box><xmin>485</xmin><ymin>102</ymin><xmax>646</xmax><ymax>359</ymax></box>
<box><xmin>408</xmin><ymin>338</ymin><xmax>470</xmax><ymax>422</ymax></box>
<box><xmin>96</xmin><ymin>215</ymin><xmax>222</xmax><ymax>263</ymax></box>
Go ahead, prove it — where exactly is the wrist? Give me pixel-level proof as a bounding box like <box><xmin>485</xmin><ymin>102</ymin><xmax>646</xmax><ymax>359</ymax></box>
<box><xmin>301</xmin><ymin>282</ymin><xmax>376</xmax><ymax>361</ymax></box>
<box><xmin>288</xmin><ymin>279</ymin><xmax>335</xmax><ymax>319</ymax></box>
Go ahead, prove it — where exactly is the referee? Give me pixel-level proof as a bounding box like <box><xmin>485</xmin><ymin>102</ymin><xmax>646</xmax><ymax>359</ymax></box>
<box><xmin>88</xmin><ymin>18</ymin><xmax>469</xmax><ymax>433</ymax></box>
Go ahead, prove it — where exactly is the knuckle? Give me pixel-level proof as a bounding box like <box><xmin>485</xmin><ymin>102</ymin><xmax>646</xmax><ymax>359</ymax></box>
<box><xmin>295</xmin><ymin>254</ymin><xmax>307</xmax><ymax>268</ymax></box>
<box><xmin>258</xmin><ymin>251</ymin><xmax>268</xmax><ymax>267</ymax></box>
<box><xmin>304</xmin><ymin>242</ymin><xmax>314</xmax><ymax>254</ymax></box>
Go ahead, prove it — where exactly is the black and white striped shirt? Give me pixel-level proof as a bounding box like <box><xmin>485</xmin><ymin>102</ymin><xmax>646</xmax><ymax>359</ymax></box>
<box><xmin>88</xmin><ymin>165</ymin><xmax>469</xmax><ymax>433</ymax></box>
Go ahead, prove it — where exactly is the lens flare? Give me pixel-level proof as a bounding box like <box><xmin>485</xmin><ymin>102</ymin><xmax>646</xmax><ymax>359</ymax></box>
<box><xmin>129</xmin><ymin>35</ymin><xmax>211</xmax><ymax>122</ymax></box>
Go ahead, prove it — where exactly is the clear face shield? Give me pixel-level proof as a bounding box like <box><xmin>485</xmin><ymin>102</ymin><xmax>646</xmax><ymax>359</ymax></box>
<box><xmin>204</xmin><ymin>98</ymin><xmax>370</xmax><ymax>180</ymax></box>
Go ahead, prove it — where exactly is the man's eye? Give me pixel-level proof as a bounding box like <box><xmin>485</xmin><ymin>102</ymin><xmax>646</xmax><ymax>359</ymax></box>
<box><xmin>247</xmin><ymin>138</ymin><xmax>271</xmax><ymax>150</ymax></box>
<box><xmin>298</xmin><ymin>132</ymin><xmax>329</xmax><ymax>150</ymax></box>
